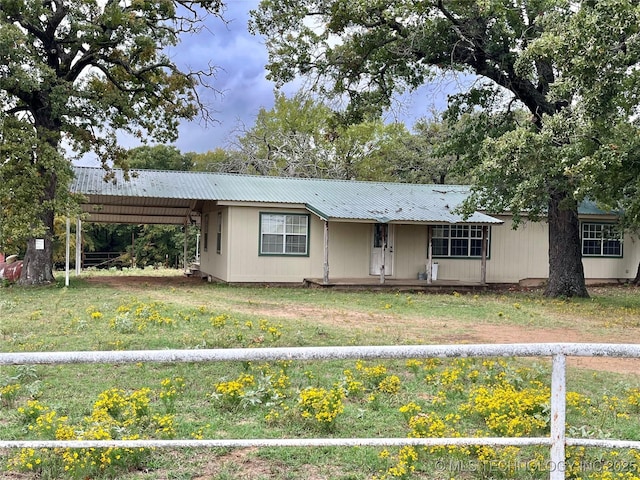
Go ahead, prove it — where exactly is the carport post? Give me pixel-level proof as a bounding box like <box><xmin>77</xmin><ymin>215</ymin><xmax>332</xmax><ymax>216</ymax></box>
<box><xmin>75</xmin><ymin>218</ymin><xmax>82</xmax><ymax>275</ymax></box>
<box><xmin>65</xmin><ymin>217</ymin><xmax>70</xmax><ymax>287</ymax></box>
<box><xmin>183</xmin><ymin>224</ymin><xmax>188</xmax><ymax>273</ymax></box>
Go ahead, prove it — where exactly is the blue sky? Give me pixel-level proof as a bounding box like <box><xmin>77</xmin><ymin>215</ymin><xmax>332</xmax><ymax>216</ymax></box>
<box><xmin>117</xmin><ymin>1</ymin><xmax>457</xmax><ymax>157</ymax></box>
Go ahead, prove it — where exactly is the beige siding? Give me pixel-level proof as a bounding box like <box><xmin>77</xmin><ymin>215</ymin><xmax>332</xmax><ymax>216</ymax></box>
<box><xmin>199</xmin><ymin>205</ymin><xmax>229</xmax><ymax>281</ymax></box>
<box><xmin>392</xmin><ymin>224</ymin><xmax>494</xmax><ymax>282</ymax></box>
<box><xmin>225</xmin><ymin>206</ymin><xmax>323</xmax><ymax>283</ymax></box>
<box><xmin>483</xmin><ymin>217</ymin><xmax>549</xmax><ymax>283</ymax></box>
<box><xmin>485</xmin><ymin>216</ymin><xmax>640</xmax><ymax>283</ymax></box>
<box><xmin>326</xmin><ymin>222</ymin><xmax>371</xmax><ymax>277</ymax></box>
<box><xmin>582</xmin><ymin>232</ymin><xmax>640</xmax><ymax>281</ymax></box>
<box><xmin>369</xmin><ymin>218</ymin><xmax>640</xmax><ymax>283</ymax></box>
<box><xmin>392</xmin><ymin>224</ymin><xmax>427</xmax><ymax>278</ymax></box>
<box><xmin>198</xmin><ymin>203</ymin><xmax>640</xmax><ymax>284</ymax></box>
<box><xmin>201</xmin><ymin>207</ymin><xmax>381</xmax><ymax>282</ymax></box>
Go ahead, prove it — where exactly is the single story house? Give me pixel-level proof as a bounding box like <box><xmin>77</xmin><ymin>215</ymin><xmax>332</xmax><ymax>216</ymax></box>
<box><xmin>71</xmin><ymin>166</ymin><xmax>640</xmax><ymax>286</ymax></box>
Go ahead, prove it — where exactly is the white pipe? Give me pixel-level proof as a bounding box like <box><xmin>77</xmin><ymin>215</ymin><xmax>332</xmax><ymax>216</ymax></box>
<box><xmin>0</xmin><ymin>436</ymin><xmax>552</xmax><ymax>450</ymax></box>
<box><xmin>75</xmin><ymin>218</ymin><xmax>82</xmax><ymax>275</ymax></box>
<box><xmin>4</xmin><ymin>340</ymin><xmax>640</xmax><ymax>478</ymax></box>
<box><xmin>65</xmin><ymin>217</ymin><xmax>70</xmax><ymax>287</ymax></box>
<box><xmin>2</xmin><ymin>343</ymin><xmax>640</xmax><ymax>366</ymax></box>
<box><xmin>550</xmin><ymin>354</ymin><xmax>566</xmax><ymax>480</ymax></box>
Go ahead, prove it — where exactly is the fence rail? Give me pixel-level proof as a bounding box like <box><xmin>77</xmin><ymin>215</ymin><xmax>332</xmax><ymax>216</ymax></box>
<box><xmin>82</xmin><ymin>251</ymin><xmax>128</xmax><ymax>269</ymax></box>
<box><xmin>2</xmin><ymin>343</ymin><xmax>640</xmax><ymax>480</ymax></box>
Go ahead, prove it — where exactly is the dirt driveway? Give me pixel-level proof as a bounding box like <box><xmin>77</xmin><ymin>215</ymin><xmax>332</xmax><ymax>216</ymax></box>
<box><xmin>85</xmin><ymin>275</ymin><xmax>640</xmax><ymax>375</ymax></box>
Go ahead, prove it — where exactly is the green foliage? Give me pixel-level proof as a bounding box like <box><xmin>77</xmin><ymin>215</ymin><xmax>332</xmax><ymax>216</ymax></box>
<box><xmin>130</xmin><ymin>224</ymin><xmax>198</xmax><ymax>268</ymax></box>
<box><xmin>188</xmin><ymin>148</ymin><xmax>239</xmax><ymax>173</ymax></box>
<box><xmin>251</xmin><ymin>1</ymin><xmax>557</xmax><ymax>121</ymax></box>
<box><xmin>230</xmin><ymin>91</ymin><xmax>438</xmax><ymax>181</ymax></box>
<box><xmin>0</xmin><ymin>0</ymin><xmax>222</xmax><ymax>283</ymax></box>
<box><xmin>527</xmin><ymin>1</ymin><xmax>640</xmax><ymax>232</ymax></box>
<box><xmin>0</xmin><ymin>117</ymin><xmax>75</xmax><ymax>251</ymax></box>
<box><xmin>250</xmin><ymin>0</ymin><xmax>640</xmax><ymax>297</ymax></box>
<box><xmin>386</xmin><ymin>115</ymin><xmax>472</xmax><ymax>185</ymax></box>
<box><xmin>127</xmin><ymin>145</ymin><xmax>195</xmax><ymax>171</ymax></box>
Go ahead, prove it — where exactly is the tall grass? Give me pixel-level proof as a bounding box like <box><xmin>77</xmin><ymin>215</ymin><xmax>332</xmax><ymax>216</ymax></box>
<box><xmin>1</xmin><ymin>272</ymin><xmax>640</xmax><ymax>479</ymax></box>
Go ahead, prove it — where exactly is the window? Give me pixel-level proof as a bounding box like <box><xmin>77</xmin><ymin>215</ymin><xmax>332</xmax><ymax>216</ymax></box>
<box><xmin>581</xmin><ymin>223</ymin><xmax>622</xmax><ymax>257</ymax></box>
<box><xmin>373</xmin><ymin>224</ymin><xmax>386</xmax><ymax>248</ymax></box>
<box><xmin>260</xmin><ymin>213</ymin><xmax>309</xmax><ymax>255</ymax></box>
<box><xmin>216</xmin><ymin>212</ymin><xmax>222</xmax><ymax>254</ymax></box>
<box><xmin>432</xmin><ymin>225</ymin><xmax>487</xmax><ymax>258</ymax></box>
<box><xmin>203</xmin><ymin>214</ymin><xmax>209</xmax><ymax>252</ymax></box>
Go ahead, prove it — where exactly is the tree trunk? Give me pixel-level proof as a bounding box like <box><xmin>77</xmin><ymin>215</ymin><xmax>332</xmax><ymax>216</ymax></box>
<box><xmin>19</xmin><ymin>233</ymin><xmax>55</xmax><ymax>285</ymax></box>
<box><xmin>545</xmin><ymin>190</ymin><xmax>589</xmax><ymax>298</ymax></box>
<box><xmin>18</xmin><ymin>162</ymin><xmax>57</xmax><ymax>286</ymax></box>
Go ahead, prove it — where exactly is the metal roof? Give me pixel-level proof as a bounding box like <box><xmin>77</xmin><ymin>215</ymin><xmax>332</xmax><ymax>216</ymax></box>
<box><xmin>578</xmin><ymin>198</ymin><xmax>621</xmax><ymax>216</ymax></box>
<box><xmin>205</xmin><ymin>173</ymin><xmax>502</xmax><ymax>224</ymax></box>
<box><xmin>72</xmin><ymin>167</ymin><xmax>215</xmax><ymax>199</ymax></box>
<box><xmin>71</xmin><ymin>167</ymin><xmax>206</xmax><ymax>224</ymax></box>
<box><xmin>71</xmin><ymin>166</ymin><xmax>503</xmax><ymax>225</ymax></box>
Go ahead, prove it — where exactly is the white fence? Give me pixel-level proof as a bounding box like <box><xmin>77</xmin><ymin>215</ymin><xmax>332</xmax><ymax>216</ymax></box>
<box><xmin>2</xmin><ymin>343</ymin><xmax>640</xmax><ymax>480</ymax></box>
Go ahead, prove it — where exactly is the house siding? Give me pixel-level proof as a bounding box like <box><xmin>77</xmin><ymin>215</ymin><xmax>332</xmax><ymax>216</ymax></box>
<box><xmin>223</xmin><ymin>206</ymin><xmax>323</xmax><ymax>283</ymax></box>
<box><xmin>198</xmin><ymin>204</ymin><xmax>640</xmax><ymax>285</ymax></box>
<box><xmin>486</xmin><ymin>215</ymin><xmax>640</xmax><ymax>284</ymax></box>
<box><xmin>582</xmin><ymin>232</ymin><xmax>640</xmax><ymax>281</ymax></box>
<box><xmin>393</xmin><ymin>225</ymin><xmax>428</xmax><ymax>279</ymax></box>
<box><xmin>199</xmin><ymin>205</ymin><xmax>229</xmax><ymax>281</ymax></box>
<box><xmin>484</xmin><ymin>217</ymin><xmax>549</xmax><ymax>283</ymax></box>
<box><xmin>325</xmin><ymin>222</ymin><xmax>371</xmax><ymax>278</ymax></box>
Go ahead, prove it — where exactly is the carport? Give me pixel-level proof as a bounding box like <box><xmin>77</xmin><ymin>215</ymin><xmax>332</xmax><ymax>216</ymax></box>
<box><xmin>65</xmin><ymin>166</ymin><xmax>208</xmax><ymax>285</ymax></box>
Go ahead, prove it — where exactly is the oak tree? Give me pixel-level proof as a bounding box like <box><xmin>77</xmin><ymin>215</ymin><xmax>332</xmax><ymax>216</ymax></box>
<box><xmin>230</xmin><ymin>91</ymin><xmax>413</xmax><ymax>180</ymax></box>
<box><xmin>0</xmin><ymin>0</ymin><xmax>222</xmax><ymax>284</ymax></box>
<box><xmin>251</xmin><ymin>0</ymin><xmax>640</xmax><ymax>297</ymax></box>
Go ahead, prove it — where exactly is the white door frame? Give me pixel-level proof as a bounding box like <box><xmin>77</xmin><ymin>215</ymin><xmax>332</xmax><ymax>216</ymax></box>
<box><xmin>370</xmin><ymin>224</ymin><xmax>394</xmax><ymax>276</ymax></box>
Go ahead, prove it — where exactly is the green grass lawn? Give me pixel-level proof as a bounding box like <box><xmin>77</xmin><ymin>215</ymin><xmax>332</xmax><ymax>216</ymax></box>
<box><xmin>1</xmin><ymin>270</ymin><xmax>640</xmax><ymax>479</ymax></box>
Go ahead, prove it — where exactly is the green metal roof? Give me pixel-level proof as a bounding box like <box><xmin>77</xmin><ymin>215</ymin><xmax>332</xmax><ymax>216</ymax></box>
<box><xmin>72</xmin><ymin>166</ymin><xmax>503</xmax><ymax>225</ymax></box>
<box><xmin>71</xmin><ymin>166</ymin><xmax>215</xmax><ymax>199</ymax></box>
<box><xmin>207</xmin><ymin>172</ymin><xmax>503</xmax><ymax>224</ymax></box>
<box><xmin>577</xmin><ymin>199</ymin><xmax>621</xmax><ymax>216</ymax></box>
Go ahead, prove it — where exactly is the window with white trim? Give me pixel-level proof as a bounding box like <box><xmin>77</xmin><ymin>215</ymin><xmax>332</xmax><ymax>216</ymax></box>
<box><xmin>260</xmin><ymin>213</ymin><xmax>309</xmax><ymax>255</ymax></box>
<box><xmin>581</xmin><ymin>223</ymin><xmax>622</xmax><ymax>257</ymax></box>
<box><xmin>432</xmin><ymin>225</ymin><xmax>487</xmax><ymax>258</ymax></box>
<box><xmin>203</xmin><ymin>214</ymin><xmax>209</xmax><ymax>252</ymax></box>
<box><xmin>216</xmin><ymin>212</ymin><xmax>222</xmax><ymax>254</ymax></box>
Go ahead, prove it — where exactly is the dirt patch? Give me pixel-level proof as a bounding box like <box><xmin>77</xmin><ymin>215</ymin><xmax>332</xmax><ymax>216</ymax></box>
<box><xmin>84</xmin><ymin>274</ymin><xmax>203</xmax><ymax>288</ymax></box>
<box><xmin>191</xmin><ymin>448</ymin><xmax>332</xmax><ymax>480</ymax></box>
<box><xmin>84</xmin><ymin>275</ymin><xmax>640</xmax><ymax>375</ymax></box>
<box><xmin>466</xmin><ymin>324</ymin><xmax>640</xmax><ymax>375</ymax></box>
<box><xmin>192</xmin><ymin>448</ymin><xmax>271</xmax><ymax>480</ymax></box>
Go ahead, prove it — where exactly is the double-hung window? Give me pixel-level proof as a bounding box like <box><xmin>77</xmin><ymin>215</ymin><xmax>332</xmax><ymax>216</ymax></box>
<box><xmin>260</xmin><ymin>213</ymin><xmax>309</xmax><ymax>255</ymax></box>
<box><xmin>581</xmin><ymin>223</ymin><xmax>622</xmax><ymax>257</ymax></box>
<box><xmin>432</xmin><ymin>225</ymin><xmax>487</xmax><ymax>258</ymax></box>
<box><xmin>203</xmin><ymin>214</ymin><xmax>209</xmax><ymax>252</ymax></box>
<box><xmin>216</xmin><ymin>212</ymin><xmax>222</xmax><ymax>254</ymax></box>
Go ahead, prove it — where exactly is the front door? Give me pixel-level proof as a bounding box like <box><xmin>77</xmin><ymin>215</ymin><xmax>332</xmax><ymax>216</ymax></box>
<box><xmin>370</xmin><ymin>224</ymin><xmax>394</xmax><ymax>276</ymax></box>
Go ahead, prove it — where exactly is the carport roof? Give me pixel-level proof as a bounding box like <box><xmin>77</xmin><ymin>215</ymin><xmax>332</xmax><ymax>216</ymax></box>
<box><xmin>71</xmin><ymin>166</ymin><xmax>504</xmax><ymax>225</ymax></box>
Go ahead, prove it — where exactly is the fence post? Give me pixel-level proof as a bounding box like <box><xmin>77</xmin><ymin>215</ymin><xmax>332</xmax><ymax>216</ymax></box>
<box><xmin>550</xmin><ymin>353</ymin><xmax>566</xmax><ymax>480</ymax></box>
<box><xmin>65</xmin><ymin>217</ymin><xmax>70</xmax><ymax>287</ymax></box>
